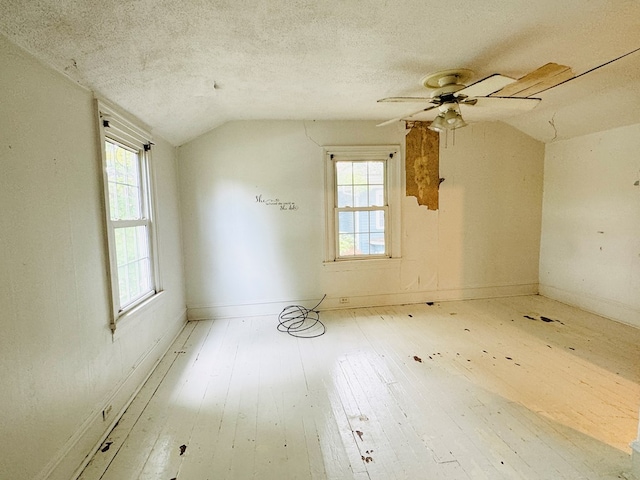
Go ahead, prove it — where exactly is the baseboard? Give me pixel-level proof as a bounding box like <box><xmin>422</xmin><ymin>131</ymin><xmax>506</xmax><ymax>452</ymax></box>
<box><xmin>539</xmin><ymin>284</ymin><xmax>640</xmax><ymax>329</ymax></box>
<box><xmin>628</xmin><ymin>441</ymin><xmax>640</xmax><ymax>479</ymax></box>
<box><xmin>188</xmin><ymin>298</ymin><xmax>320</xmax><ymax>320</ymax></box>
<box><xmin>187</xmin><ymin>283</ymin><xmax>539</xmax><ymax>320</ymax></box>
<box><xmin>37</xmin><ymin>308</ymin><xmax>188</xmax><ymax>480</ymax></box>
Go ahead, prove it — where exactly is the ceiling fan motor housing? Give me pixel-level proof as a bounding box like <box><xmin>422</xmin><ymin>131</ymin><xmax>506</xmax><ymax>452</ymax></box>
<box><xmin>423</xmin><ymin>67</ymin><xmax>473</xmax><ymax>84</ymax></box>
<box><xmin>422</xmin><ymin>69</ymin><xmax>474</xmax><ymax>100</ymax></box>
<box><xmin>430</xmin><ymin>84</ymin><xmax>465</xmax><ymax>99</ymax></box>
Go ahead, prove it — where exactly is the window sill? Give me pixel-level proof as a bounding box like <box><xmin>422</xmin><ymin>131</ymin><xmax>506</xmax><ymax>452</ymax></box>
<box><xmin>322</xmin><ymin>257</ymin><xmax>402</xmax><ymax>272</ymax></box>
<box><xmin>111</xmin><ymin>290</ymin><xmax>165</xmax><ymax>338</ymax></box>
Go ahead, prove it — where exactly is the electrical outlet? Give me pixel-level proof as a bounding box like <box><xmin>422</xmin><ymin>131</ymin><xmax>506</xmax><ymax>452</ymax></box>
<box><xmin>339</xmin><ymin>297</ymin><xmax>349</xmax><ymax>304</ymax></box>
<box><xmin>102</xmin><ymin>404</ymin><xmax>113</xmax><ymax>421</ymax></box>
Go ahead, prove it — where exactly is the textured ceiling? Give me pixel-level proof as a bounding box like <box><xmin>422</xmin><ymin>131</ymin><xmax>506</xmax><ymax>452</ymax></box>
<box><xmin>1</xmin><ymin>0</ymin><xmax>640</xmax><ymax>145</ymax></box>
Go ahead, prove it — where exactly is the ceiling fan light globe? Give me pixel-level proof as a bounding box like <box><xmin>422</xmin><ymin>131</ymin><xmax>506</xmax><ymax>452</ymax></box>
<box><xmin>450</xmin><ymin>116</ymin><xmax>467</xmax><ymax>130</ymax></box>
<box><xmin>443</xmin><ymin>109</ymin><xmax>459</xmax><ymax>124</ymax></box>
<box><xmin>428</xmin><ymin>115</ymin><xmax>446</xmax><ymax>132</ymax></box>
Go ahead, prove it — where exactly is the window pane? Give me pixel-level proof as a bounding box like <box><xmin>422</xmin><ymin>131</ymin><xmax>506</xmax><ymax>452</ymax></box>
<box><xmin>336</xmin><ymin>162</ymin><xmax>352</xmax><ymax>185</ymax></box>
<box><xmin>368</xmin><ymin>161</ymin><xmax>384</xmax><ymax>184</ymax></box>
<box><xmin>114</xmin><ymin>226</ymin><xmax>152</xmax><ymax>308</ymax></box>
<box><xmin>352</xmin><ymin>162</ymin><xmax>368</xmax><ymax>185</ymax></box>
<box><xmin>355</xmin><ymin>210</ymin><xmax>370</xmax><ymax>233</ymax></box>
<box><xmin>338</xmin><ymin>234</ymin><xmax>355</xmax><ymax>256</ymax></box>
<box><xmin>353</xmin><ymin>185</ymin><xmax>368</xmax><ymax>207</ymax></box>
<box><xmin>354</xmin><ymin>233</ymin><xmax>369</xmax><ymax>254</ymax></box>
<box><xmin>338</xmin><ymin>211</ymin><xmax>354</xmax><ymax>233</ymax></box>
<box><xmin>371</xmin><ymin>210</ymin><xmax>385</xmax><ymax>231</ymax></box>
<box><xmin>368</xmin><ymin>185</ymin><xmax>383</xmax><ymax>206</ymax></box>
<box><xmin>337</xmin><ymin>186</ymin><xmax>353</xmax><ymax>208</ymax></box>
<box><xmin>370</xmin><ymin>232</ymin><xmax>385</xmax><ymax>254</ymax></box>
<box><xmin>105</xmin><ymin>140</ymin><xmax>142</xmax><ymax>221</ymax></box>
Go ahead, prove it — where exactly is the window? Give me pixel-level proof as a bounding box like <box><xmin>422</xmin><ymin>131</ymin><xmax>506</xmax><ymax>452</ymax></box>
<box><xmin>324</xmin><ymin>146</ymin><xmax>402</xmax><ymax>261</ymax></box>
<box><xmin>97</xmin><ymin>101</ymin><xmax>160</xmax><ymax>326</ymax></box>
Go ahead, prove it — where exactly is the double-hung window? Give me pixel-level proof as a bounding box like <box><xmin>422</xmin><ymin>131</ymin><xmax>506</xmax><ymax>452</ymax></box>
<box><xmin>324</xmin><ymin>146</ymin><xmax>402</xmax><ymax>261</ymax></box>
<box><xmin>97</xmin><ymin>101</ymin><xmax>160</xmax><ymax>327</ymax></box>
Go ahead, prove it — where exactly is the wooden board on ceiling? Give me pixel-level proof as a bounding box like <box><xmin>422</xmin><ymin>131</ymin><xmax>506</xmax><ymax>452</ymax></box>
<box><xmin>492</xmin><ymin>63</ymin><xmax>574</xmax><ymax>97</ymax></box>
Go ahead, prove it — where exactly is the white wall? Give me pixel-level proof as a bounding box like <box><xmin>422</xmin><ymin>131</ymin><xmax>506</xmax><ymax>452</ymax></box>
<box><xmin>540</xmin><ymin>123</ymin><xmax>640</xmax><ymax>328</ymax></box>
<box><xmin>178</xmin><ymin>119</ymin><xmax>544</xmax><ymax>318</ymax></box>
<box><xmin>0</xmin><ymin>35</ymin><xmax>186</xmax><ymax>480</ymax></box>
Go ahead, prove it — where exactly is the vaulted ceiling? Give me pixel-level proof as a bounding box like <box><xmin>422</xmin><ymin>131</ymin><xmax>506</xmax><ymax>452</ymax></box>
<box><xmin>2</xmin><ymin>0</ymin><xmax>640</xmax><ymax>146</ymax></box>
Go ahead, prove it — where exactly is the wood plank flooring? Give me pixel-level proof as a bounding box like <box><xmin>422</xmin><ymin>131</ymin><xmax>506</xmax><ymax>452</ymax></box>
<box><xmin>79</xmin><ymin>295</ymin><xmax>640</xmax><ymax>479</ymax></box>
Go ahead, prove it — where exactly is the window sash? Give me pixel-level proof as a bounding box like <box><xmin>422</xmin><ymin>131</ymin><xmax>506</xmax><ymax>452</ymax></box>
<box><xmin>105</xmin><ymin>139</ymin><xmax>146</xmax><ymax>222</ymax></box>
<box><xmin>98</xmin><ymin>100</ymin><xmax>159</xmax><ymax>325</ymax></box>
<box><xmin>334</xmin><ymin>159</ymin><xmax>389</xmax><ymax>258</ymax></box>
<box><xmin>105</xmin><ymin>142</ymin><xmax>154</xmax><ymax>312</ymax></box>
<box><xmin>334</xmin><ymin>206</ymin><xmax>388</xmax><ymax>258</ymax></box>
<box><xmin>324</xmin><ymin>145</ymin><xmax>401</xmax><ymax>262</ymax></box>
<box><xmin>112</xmin><ymin>222</ymin><xmax>153</xmax><ymax>309</ymax></box>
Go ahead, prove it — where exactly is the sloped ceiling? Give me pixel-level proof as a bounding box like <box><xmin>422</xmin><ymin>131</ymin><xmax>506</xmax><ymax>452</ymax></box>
<box><xmin>1</xmin><ymin>0</ymin><xmax>640</xmax><ymax>146</ymax></box>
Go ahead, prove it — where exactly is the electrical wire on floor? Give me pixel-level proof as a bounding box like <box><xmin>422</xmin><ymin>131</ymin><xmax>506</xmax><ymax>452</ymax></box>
<box><xmin>277</xmin><ymin>294</ymin><xmax>326</xmax><ymax>338</ymax></box>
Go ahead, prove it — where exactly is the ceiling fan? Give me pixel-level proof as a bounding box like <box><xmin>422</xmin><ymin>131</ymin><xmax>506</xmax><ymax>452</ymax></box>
<box><xmin>378</xmin><ymin>47</ymin><xmax>640</xmax><ymax>132</ymax></box>
<box><xmin>377</xmin><ymin>68</ymin><xmax>542</xmax><ymax>130</ymax></box>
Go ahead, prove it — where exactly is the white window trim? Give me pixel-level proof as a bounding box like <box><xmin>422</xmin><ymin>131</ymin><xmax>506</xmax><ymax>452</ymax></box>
<box><xmin>323</xmin><ymin>145</ymin><xmax>402</xmax><ymax>262</ymax></box>
<box><xmin>96</xmin><ymin>100</ymin><xmax>162</xmax><ymax>330</ymax></box>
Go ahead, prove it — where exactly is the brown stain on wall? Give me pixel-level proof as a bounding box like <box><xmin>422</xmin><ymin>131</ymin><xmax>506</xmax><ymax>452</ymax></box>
<box><xmin>405</xmin><ymin>121</ymin><xmax>439</xmax><ymax>210</ymax></box>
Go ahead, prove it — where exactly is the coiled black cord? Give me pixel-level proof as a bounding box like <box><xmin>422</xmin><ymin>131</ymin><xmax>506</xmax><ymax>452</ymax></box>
<box><xmin>277</xmin><ymin>294</ymin><xmax>326</xmax><ymax>338</ymax></box>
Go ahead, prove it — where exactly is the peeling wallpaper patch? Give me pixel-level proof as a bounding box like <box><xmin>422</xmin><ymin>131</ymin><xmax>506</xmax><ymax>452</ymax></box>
<box><xmin>405</xmin><ymin>121</ymin><xmax>439</xmax><ymax>210</ymax></box>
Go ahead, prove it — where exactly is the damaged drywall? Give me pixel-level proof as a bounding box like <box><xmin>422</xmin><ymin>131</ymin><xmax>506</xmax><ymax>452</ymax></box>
<box><xmin>405</xmin><ymin>121</ymin><xmax>439</xmax><ymax>210</ymax></box>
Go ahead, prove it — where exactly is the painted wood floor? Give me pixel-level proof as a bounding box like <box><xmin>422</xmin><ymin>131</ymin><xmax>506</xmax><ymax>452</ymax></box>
<box><xmin>79</xmin><ymin>295</ymin><xmax>640</xmax><ymax>480</ymax></box>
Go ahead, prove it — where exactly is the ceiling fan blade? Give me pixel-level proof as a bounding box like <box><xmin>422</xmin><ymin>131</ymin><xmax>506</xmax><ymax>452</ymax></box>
<box><xmin>492</xmin><ymin>63</ymin><xmax>573</xmax><ymax>97</ymax></box>
<box><xmin>532</xmin><ymin>45</ymin><xmax>640</xmax><ymax>95</ymax></box>
<box><xmin>455</xmin><ymin>74</ymin><xmax>516</xmax><ymax>98</ymax></box>
<box><xmin>470</xmin><ymin>96</ymin><xmax>541</xmax><ymax>111</ymax></box>
<box><xmin>377</xmin><ymin>97</ymin><xmax>435</xmax><ymax>103</ymax></box>
<box><xmin>376</xmin><ymin>105</ymin><xmax>439</xmax><ymax>127</ymax></box>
